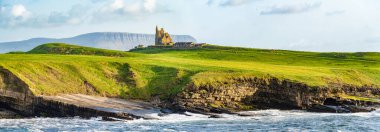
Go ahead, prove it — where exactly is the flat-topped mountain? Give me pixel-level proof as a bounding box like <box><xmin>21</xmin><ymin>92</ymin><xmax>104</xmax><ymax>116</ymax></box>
<box><xmin>0</xmin><ymin>32</ymin><xmax>197</xmax><ymax>53</ymax></box>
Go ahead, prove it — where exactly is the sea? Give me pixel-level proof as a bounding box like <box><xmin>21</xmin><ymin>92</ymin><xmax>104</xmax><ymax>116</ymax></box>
<box><xmin>0</xmin><ymin>109</ymin><xmax>379</xmax><ymax>132</ymax></box>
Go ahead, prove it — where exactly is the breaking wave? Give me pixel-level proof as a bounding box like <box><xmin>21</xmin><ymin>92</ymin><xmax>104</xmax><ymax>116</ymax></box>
<box><xmin>0</xmin><ymin>109</ymin><xmax>379</xmax><ymax>131</ymax></box>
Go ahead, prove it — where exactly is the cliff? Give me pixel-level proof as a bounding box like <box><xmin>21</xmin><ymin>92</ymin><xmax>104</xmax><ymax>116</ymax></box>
<box><xmin>1</xmin><ymin>44</ymin><xmax>380</xmax><ymax>118</ymax></box>
<box><xmin>0</xmin><ymin>66</ymin><xmax>160</xmax><ymax>119</ymax></box>
<box><xmin>174</xmin><ymin>74</ymin><xmax>380</xmax><ymax>113</ymax></box>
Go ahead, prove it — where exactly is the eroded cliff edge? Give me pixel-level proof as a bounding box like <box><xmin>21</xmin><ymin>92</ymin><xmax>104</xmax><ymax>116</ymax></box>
<box><xmin>174</xmin><ymin>76</ymin><xmax>380</xmax><ymax>113</ymax></box>
<box><xmin>0</xmin><ymin>67</ymin><xmax>146</xmax><ymax>119</ymax></box>
<box><xmin>1</xmin><ymin>65</ymin><xmax>379</xmax><ymax>119</ymax></box>
<box><xmin>0</xmin><ymin>66</ymin><xmax>34</xmax><ymax>117</ymax></box>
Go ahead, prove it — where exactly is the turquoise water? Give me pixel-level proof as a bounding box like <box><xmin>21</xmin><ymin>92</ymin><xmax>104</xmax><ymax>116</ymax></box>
<box><xmin>0</xmin><ymin>109</ymin><xmax>379</xmax><ymax>132</ymax></box>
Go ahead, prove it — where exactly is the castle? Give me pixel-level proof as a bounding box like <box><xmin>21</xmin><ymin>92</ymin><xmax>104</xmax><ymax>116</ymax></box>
<box><xmin>151</xmin><ymin>26</ymin><xmax>205</xmax><ymax>48</ymax></box>
<box><xmin>155</xmin><ymin>26</ymin><xmax>173</xmax><ymax>46</ymax></box>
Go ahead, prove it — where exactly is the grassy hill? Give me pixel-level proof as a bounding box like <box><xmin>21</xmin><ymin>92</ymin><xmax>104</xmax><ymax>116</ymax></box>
<box><xmin>27</xmin><ymin>43</ymin><xmax>138</xmax><ymax>57</ymax></box>
<box><xmin>132</xmin><ymin>45</ymin><xmax>380</xmax><ymax>86</ymax></box>
<box><xmin>1</xmin><ymin>43</ymin><xmax>380</xmax><ymax>100</ymax></box>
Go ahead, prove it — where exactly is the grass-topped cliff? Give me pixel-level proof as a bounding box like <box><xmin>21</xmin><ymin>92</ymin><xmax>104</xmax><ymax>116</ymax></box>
<box><xmin>1</xmin><ymin>43</ymin><xmax>380</xmax><ymax>100</ymax></box>
<box><xmin>27</xmin><ymin>43</ymin><xmax>138</xmax><ymax>57</ymax></box>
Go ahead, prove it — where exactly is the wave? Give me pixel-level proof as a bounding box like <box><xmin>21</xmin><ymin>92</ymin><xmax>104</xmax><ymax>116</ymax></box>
<box><xmin>0</xmin><ymin>109</ymin><xmax>379</xmax><ymax>131</ymax></box>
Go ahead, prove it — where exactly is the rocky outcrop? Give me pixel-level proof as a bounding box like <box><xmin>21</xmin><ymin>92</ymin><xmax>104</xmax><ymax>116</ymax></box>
<box><xmin>174</xmin><ymin>77</ymin><xmax>380</xmax><ymax>113</ymax></box>
<box><xmin>0</xmin><ymin>67</ymin><xmax>154</xmax><ymax>119</ymax></box>
<box><xmin>0</xmin><ymin>67</ymin><xmax>34</xmax><ymax>116</ymax></box>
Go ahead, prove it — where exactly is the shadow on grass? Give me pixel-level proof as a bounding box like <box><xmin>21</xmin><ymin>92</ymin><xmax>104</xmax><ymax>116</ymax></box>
<box><xmin>116</xmin><ymin>63</ymin><xmax>196</xmax><ymax>100</ymax></box>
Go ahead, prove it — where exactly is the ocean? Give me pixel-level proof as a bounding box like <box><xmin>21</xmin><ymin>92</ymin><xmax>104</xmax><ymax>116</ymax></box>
<box><xmin>0</xmin><ymin>109</ymin><xmax>379</xmax><ymax>132</ymax></box>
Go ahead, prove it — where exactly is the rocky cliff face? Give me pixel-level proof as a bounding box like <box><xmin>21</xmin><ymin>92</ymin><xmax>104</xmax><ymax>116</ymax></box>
<box><xmin>0</xmin><ymin>67</ymin><xmax>34</xmax><ymax>115</ymax></box>
<box><xmin>0</xmin><ymin>67</ymin><xmax>139</xmax><ymax>119</ymax></box>
<box><xmin>0</xmin><ymin>32</ymin><xmax>197</xmax><ymax>53</ymax></box>
<box><xmin>174</xmin><ymin>77</ymin><xmax>380</xmax><ymax>113</ymax></box>
<box><xmin>1</xmin><ymin>65</ymin><xmax>379</xmax><ymax>118</ymax></box>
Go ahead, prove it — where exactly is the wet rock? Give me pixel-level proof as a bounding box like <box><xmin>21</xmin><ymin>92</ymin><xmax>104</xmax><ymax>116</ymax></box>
<box><xmin>102</xmin><ymin>116</ymin><xmax>123</xmax><ymax>121</ymax></box>
<box><xmin>157</xmin><ymin>109</ymin><xmax>173</xmax><ymax>117</ymax></box>
<box><xmin>210</xmin><ymin>107</ymin><xmax>232</xmax><ymax>114</ymax></box>
<box><xmin>307</xmin><ymin>105</ymin><xmax>376</xmax><ymax>113</ymax></box>
<box><xmin>307</xmin><ymin>105</ymin><xmax>350</xmax><ymax>113</ymax></box>
<box><xmin>0</xmin><ymin>108</ymin><xmax>22</xmax><ymax>119</ymax></box>
<box><xmin>237</xmin><ymin>113</ymin><xmax>256</xmax><ymax>117</ymax></box>
<box><xmin>345</xmin><ymin>105</ymin><xmax>375</xmax><ymax>113</ymax></box>
<box><xmin>208</xmin><ymin>114</ymin><xmax>223</xmax><ymax>118</ymax></box>
<box><xmin>157</xmin><ymin>113</ymin><xmax>168</xmax><ymax>117</ymax></box>
<box><xmin>160</xmin><ymin>108</ymin><xmax>173</xmax><ymax>114</ymax></box>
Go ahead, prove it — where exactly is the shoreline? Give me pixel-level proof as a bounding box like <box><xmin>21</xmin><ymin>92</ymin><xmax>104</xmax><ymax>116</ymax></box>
<box><xmin>1</xmin><ymin>107</ymin><xmax>379</xmax><ymax>121</ymax></box>
<box><xmin>0</xmin><ymin>93</ymin><xmax>379</xmax><ymax>120</ymax></box>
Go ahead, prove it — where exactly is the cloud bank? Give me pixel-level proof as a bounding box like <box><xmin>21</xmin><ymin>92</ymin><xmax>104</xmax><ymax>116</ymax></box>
<box><xmin>260</xmin><ymin>2</ymin><xmax>321</xmax><ymax>15</ymax></box>
<box><xmin>0</xmin><ymin>0</ymin><xmax>167</xmax><ymax>29</ymax></box>
<box><xmin>325</xmin><ymin>10</ymin><xmax>345</xmax><ymax>16</ymax></box>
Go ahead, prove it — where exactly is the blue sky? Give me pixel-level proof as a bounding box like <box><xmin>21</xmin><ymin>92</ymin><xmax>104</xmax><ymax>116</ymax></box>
<box><xmin>0</xmin><ymin>0</ymin><xmax>380</xmax><ymax>52</ymax></box>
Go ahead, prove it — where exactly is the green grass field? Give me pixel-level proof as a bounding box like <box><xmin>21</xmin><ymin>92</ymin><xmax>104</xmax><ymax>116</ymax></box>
<box><xmin>1</xmin><ymin>43</ymin><xmax>380</xmax><ymax>100</ymax></box>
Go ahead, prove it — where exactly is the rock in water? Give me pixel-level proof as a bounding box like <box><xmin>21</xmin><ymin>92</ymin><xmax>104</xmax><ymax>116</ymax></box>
<box><xmin>208</xmin><ymin>115</ymin><xmax>223</xmax><ymax>118</ymax></box>
<box><xmin>308</xmin><ymin>105</ymin><xmax>350</xmax><ymax>113</ymax></box>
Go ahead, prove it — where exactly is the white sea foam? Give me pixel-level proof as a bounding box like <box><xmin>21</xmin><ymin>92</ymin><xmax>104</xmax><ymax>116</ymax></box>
<box><xmin>0</xmin><ymin>109</ymin><xmax>379</xmax><ymax>131</ymax></box>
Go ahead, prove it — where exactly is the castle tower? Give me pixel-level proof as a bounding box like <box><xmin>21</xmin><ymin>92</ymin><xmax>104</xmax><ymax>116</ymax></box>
<box><xmin>155</xmin><ymin>26</ymin><xmax>173</xmax><ymax>46</ymax></box>
<box><xmin>155</xmin><ymin>26</ymin><xmax>161</xmax><ymax>45</ymax></box>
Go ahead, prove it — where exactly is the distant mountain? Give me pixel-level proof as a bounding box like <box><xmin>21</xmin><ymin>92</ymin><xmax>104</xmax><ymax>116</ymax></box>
<box><xmin>0</xmin><ymin>32</ymin><xmax>197</xmax><ymax>53</ymax></box>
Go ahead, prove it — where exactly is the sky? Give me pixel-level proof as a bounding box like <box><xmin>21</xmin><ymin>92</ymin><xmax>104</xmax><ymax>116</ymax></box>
<box><xmin>0</xmin><ymin>0</ymin><xmax>380</xmax><ymax>52</ymax></box>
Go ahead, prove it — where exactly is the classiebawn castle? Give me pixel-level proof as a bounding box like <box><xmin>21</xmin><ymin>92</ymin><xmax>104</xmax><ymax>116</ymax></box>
<box><xmin>153</xmin><ymin>26</ymin><xmax>205</xmax><ymax>48</ymax></box>
<box><xmin>155</xmin><ymin>26</ymin><xmax>173</xmax><ymax>46</ymax></box>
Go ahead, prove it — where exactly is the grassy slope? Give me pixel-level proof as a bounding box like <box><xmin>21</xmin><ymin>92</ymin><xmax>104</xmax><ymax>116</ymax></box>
<box><xmin>132</xmin><ymin>45</ymin><xmax>380</xmax><ymax>87</ymax></box>
<box><xmin>27</xmin><ymin>43</ymin><xmax>139</xmax><ymax>57</ymax></box>
<box><xmin>1</xmin><ymin>43</ymin><xmax>380</xmax><ymax>100</ymax></box>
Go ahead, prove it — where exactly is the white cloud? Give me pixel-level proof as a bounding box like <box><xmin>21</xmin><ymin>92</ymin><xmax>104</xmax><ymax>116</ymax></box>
<box><xmin>260</xmin><ymin>2</ymin><xmax>321</xmax><ymax>15</ymax></box>
<box><xmin>0</xmin><ymin>4</ymin><xmax>32</xmax><ymax>28</ymax></box>
<box><xmin>92</xmin><ymin>0</ymin><xmax>167</xmax><ymax>22</ymax></box>
<box><xmin>102</xmin><ymin>0</ymin><xmax>158</xmax><ymax>14</ymax></box>
<box><xmin>208</xmin><ymin>0</ymin><xmax>253</xmax><ymax>7</ymax></box>
<box><xmin>47</xmin><ymin>5</ymin><xmax>88</xmax><ymax>26</ymax></box>
<box><xmin>11</xmin><ymin>5</ymin><xmax>30</xmax><ymax>17</ymax></box>
<box><xmin>220</xmin><ymin>0</ymin><xmax>252</xmax><ymax>6</ymax></box>
<box><xmin>110</xmin><ymin>0</ymin><xmax>124</xmax><ymax>10</ymax></box>
<box><xmin>144</xmin><ymin>0</ymin><xmax>156</xmax><ymax>12</ymax></box>
<box><xmin>67</xmin><ymin>18</ymin><xmax>81</xmax><ymax>24</ymax></box>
